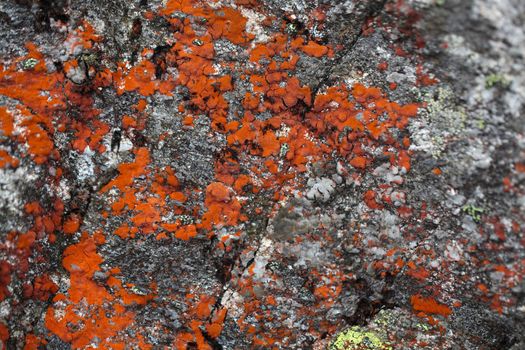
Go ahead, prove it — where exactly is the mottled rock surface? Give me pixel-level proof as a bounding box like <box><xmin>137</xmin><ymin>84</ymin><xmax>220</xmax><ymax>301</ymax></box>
<box><xmin>0</xmin><ymin>0</ymin><xmax>524</xmax><ymax>349</ymax></box>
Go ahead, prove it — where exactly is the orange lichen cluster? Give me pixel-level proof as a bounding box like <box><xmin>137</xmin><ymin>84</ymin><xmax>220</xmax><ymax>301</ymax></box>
<box><xmin>226</xmin><ymin>254</ymin><xmax>347</xmax><ymax>346</ymax></box>
<box><xmin>112</xmin><ymin>58</ymin><xmax>176</xmax><ymax>97</ymax></box>
<box><xmin>0</xmin><ymin>131</ymin><xmax>18</xmax><ymax>168</ymax></box>
<box><xmin>102</xmin><ymin>148</ymin><xmax>151</xmax><ymax>192</ymax></box>
<box><xmin>0</xmin><ymin>47</ymin><xmax>60</xmax><ymax>164</ymax></box>
<box><xmin>0</xmin><ymin>261</ymin><xmax>11</xmax><ymax>302</ymax></box>
<box><xmin>0</xmin><ymin>323</ymin><xmax>8</xmax><ymax>349</ymax></box>
<box><xmin>174</xmin><ymin>294</ymin><xmax>228</xmax><ymax>349</ymax></box>
<box><xmin>309</xmin><ymin>84</ymin><xmax>417</xmax><ymax>166</ymax></box>
<box><xmin>155</xmin><ymin>1</ymin><xmax>256</xmax><ymax>129</ymax></box>
<box><xmin>101</xmin><ymin>148</ymin><xmax>206</xmax><ymax>240</ymax></box>
<box><xmin>65</xmin><ymin>20</ymin><xmax>102</xmax><ymax>53</ymax></box>
<box><xmin>23</xmin><ymin>274</ymin><xmax>59</xmax><ymax>301</ymax></box>
<box><xmin>0</xmin><ymin>35</ymin><xmax>111</xmax><ymax>159</ymax></box>
<box><xmin>45</xmin><ymin>233</ymin><xmax>154</xmax><ymax>349</ymax></box>
<box><xmin>0</xmin><ymin>196</ymin><xmax>66</xmax><ymax>330</ymax></box>
<box><xmin>0</xmin><ymin>0</ymin><xmax>429</xmax><ymax>347</ymax></box>
<box><xmin>22</xmin><ymin>334</ymin><xmax>47</xmax><ymax>349</ymax></box>
<box><xmin>162</xmin><ymin>0</ymin><xmax>254</xmax><ymax>45</ymax></box>
<box><xmin>200</xmin><ymin>182</ymin><xmax>245</xmax><ymax>232</ymax></box>
<box><xmin>0</xmin><ymin>107</ymin><xmax>14</xmax><ymax>137</ymax></box>
<box><xmin>410</xmin><ymin>294</ymin><xmax>452</xmax><ymax>317</ymax></box>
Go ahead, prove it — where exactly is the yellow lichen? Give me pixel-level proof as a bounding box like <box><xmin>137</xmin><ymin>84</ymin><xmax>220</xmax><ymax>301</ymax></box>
<box><xmin>331</xmin><ymin>326</ymin><xmax>391</xmax><ymax>350</ymax></box>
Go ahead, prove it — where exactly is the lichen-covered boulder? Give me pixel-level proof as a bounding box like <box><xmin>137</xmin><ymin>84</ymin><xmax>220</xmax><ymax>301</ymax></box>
<box><xmin>0</xmin><ymin>0</ymin><xmax>524</xmax><ymax>348</ymax></box>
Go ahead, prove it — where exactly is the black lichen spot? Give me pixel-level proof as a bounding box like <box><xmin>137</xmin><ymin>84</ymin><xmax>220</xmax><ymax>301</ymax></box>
<box><xmin>111</xmin><ymin>129</ymin><xmax>122</xmax><ymax>152</ymax></box>
<box><xmin>130</xmin><ymin>17</ymin><xmax>142</xmax><ymax>40</ymax></box>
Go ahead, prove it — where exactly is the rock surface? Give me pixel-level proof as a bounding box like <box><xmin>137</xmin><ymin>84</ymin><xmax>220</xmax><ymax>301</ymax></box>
<box><xmin>0</xmin><ymin>0</ymin><xmax>524</xmax><ymax>349</ymax></box>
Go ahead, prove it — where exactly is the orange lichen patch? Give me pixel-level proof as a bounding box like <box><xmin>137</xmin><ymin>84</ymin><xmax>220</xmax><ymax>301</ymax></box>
<box><xmin>314</xmin><ymin>285</ymin><xmax>332</xmax><ymax>299</ymax></box>
<box><xmin>227</xmin><ymin>122</ymin><xmax>256</xmax><ymax>145</ymax></box>
<box><xmin>131</xmin><ymin>197</ymin><xmax>162</xmax><ymax>227</ymax></box>
<box><xmin>259</xmin><ymin>130</ymin><xmax>280</xmax><ymax>157</ymax></box>
<box><xmin>410</xmin><ymin>295</ymin><xmax>452</xmax><ymax>317</ymax></box>
<box><xmin>66</xmin><ymin>20</ymin><xmax>102</xmax><ymax>53</ymax></box>
<box><xmin>301</xmin><ymin>41</ymin><xmax>329</xmax><ymax>57</ymax></box>
<box><xmin>158</xmin><ymin>17</ymin><xmax>233</xmax><ymax>128</ymax></box>
<box><xmin>118</xmin><ymin>60</ymin><xmax>175</xmax><ymax>96</ymax></box>
<box><xmin>509</xmin><ymin>163</ymin><xmax>525</xmax><ymax>174</ymax></box>
<box><xmin>170</xmin><ymin>191</ymin><xmax>187</xmax><ymax>202</ymax></box>
<box><xmin>0</xmin><ymin>39</ymin><xmax>110</xmax><ymax>163</ymax></box>
<box><xmin>208</xmin><ymin>7</ymin><xmax>255</xmax><ymax>45</ymax></box>
<box><xmin>477</xmin><ymin>283</ymin><xmax>489</xmax><ymax>294</ymax></box>
<box><xmin>0</xmin><ymin>44</ymin><xmax>65</xmax><ymax>132</ymax></box>
<box><xmin>61</xmin><ymin>236</ymin><xmax>104</xmax><ymax>302</ymax></box>
<box><xmin>0</xmin><ymin>322</ymin><xmax>8</xmax><ymax>348</ymax></box>
<box><xmin>201</xmin><ymin>182</ymin><xmax>243</xmax><ymax>230</ymax></box>
<box><xmin>163</xmin><ymin>1</ymin><xmax>254</xmax><ymax>45</ymax></box>
<box><xmin>101</xmin><ymin>148</ymin><xmax>150</xmax><ymax>192</ymax></box>
<box><xmin>490</xmin><ymin>295</ymin><xmax>504</xmax><ymax>314</ymax></box>
<box><xmin>122</xmin><ymin>115</ymin><xmax>137</xmax><ymax>129</ymax></box>
<box><xmin>0</xmin><ymin>261</ymin><xmax>11</xmax><ymax>302</ymax></box>
<box><xmin>174</xmin><ymin>224</ymin><xmax>198</xmax><ymax>240</ymax></box>
<box><xmin>201</xmin><ymin>197</ymin><xmax>243</xmax><ymax>230</ymax></box>
<box><xmin>378</xmin><ymin>61</ymin><xmax>389</xmax><ymax>71</ymax></box>
<box><xmin>114</xmin><ymin>224</ymin><xmax>134</xmax><ymax>239</ymax></box>
<box><xmin>352</xmin><ymin>83</ymin><xmax>382</xmax><ymax>102</ymax></box>
<box><xmin>16</xmin><ymin>231</ymin><xmax>36</xmax><ymax>250</ymax></box>
<box><xmin>0</xmin><ymin>107</ymin><xmax>14</xmax><ymax>136</ymax></box>
<box><xmin>156</xmin><ymin>232</ymin><xmax>169</xmax><ymax>240</ymax></box>
<box><xmin>110</xmin><ymin>190</ymin><xmax>136</xmax><ymax>213</ymax></box>
<box><xmin>350</xmin><ymin>156</ymin><xmax>367</xmax><ymax>169</ymax></box>
<box><xmin>45</xmin><ymin>234</ymin><xmax>148</xmax><ymax>349</ymax></box>
<box><xmin>182</xmin><ymin>115</ymin><xmax>194</xmax><ymax>127</ymax></box>
<box><xmin>0</xmin><ymin>149</ymin><xmax>19</xmax><ymax>168</ymax></box>
<box><xmin>206</xmin><ymin>182</ymin><xmax>231</xmax><ymax>202</ymax></box>
<box><xmin>164</xmin><ymin>166</ymin><xmax>180</xmax><ymax>188</ymax></box>
<box><xmin>398</xmin><ymin>150</ymin><xmax>411</xmax><ymax>171</ymax></box>
<box><xmin>250</xmin><ymin>44</ymin><xmax>273</xmax><ymax>63</ymax></box>
<box><xmin>63</xmin><ymin>215</ymin><xmax>80</xmax><ymax>234</ymax></box>
<box><xmin>23</xmin><ymin>124</ymin><xmax>55</xmax><ymax>164</ymax></box>
<box><xmin>135</xmin><ymin>99</ymin><xmax>148</xmax><ymax>112</ymax></box>
<box><xmin>234</xmin><ymin>174</ymin><xmax>252</xmax><ymax>192</ymax></box>
<box><xmin>195</xmin><ymin>295</ymin><xmax>215</xmax><ymax>318</ymax></box>
<box><xmin>31</xmin><ymin>274</ymin><xmax>59</xmax><ymax>301</ymax></box>
<box><xmin>23</xmin><ymin>333</ymin><xmax>46</xmax><ymax>350</ymax></box>
<box><xmin>13</xmin><ymin>106</ymin><xmax>56</xmax><ymax>164</ymax></box>
<box><xmin>416</xmin><ymin>65</ymin><xmax>438</xmax><ymax>86</ymax></box>
<box><xmin>407</xmin><ymin>263</ymin><xmax>430</xmax><ymax>280</ymax></box>
<box><xmin>206</xmin><ymin>308</ymin><xmax>227</xmax><ymax>338</ymax></box>
<box><xmin>45</xmin><ymin>301</ymin><xmax>136</xmax><ymax>349</ymax></box>
<box><xmin>171</xmin><ymin>295</ymin><xmax>228</xmax><ymax>349</ymax></box>
<box><xmin>106</xmin><ymin>277</ymin><xmax>154</xmax><ymax>306</ymax></box>
<box><xmin>216</xmin><ymin>75</ymin><xmax>233</xmax><ymax>92</ymax></box>
<box><xmin>0</xmin><ymin>47</ymin><xmax>62</xmax><ymax>115</ymax></box>
<box><xmin>364</xmin><ymin>190</ymin><xmax>382</xmax><ymax>210</ymax></box>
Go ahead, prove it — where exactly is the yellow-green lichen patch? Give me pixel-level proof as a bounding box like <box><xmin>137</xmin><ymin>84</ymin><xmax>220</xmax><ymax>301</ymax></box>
<box><xmin>485</xmin><ymin>74</ymin><xmax>510</xmax><ymax>89</ymax></box>
<box><xmin>330</xmin><ymin>326</ymin><xmax>392</xmax><ymax>350</ymax></box>
<box><xmin>409</xmin><ymin>87</ymin><xmax>467</xmax><ymax>158</ymax></box>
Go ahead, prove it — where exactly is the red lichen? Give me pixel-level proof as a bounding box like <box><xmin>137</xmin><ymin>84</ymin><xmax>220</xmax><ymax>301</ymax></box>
<box><xmin>0</xmin><ymin>261</ymin><xmax>11</xmax><ymax>301</ymax></box>
<box><xmin>0</xmin><ymin>323</ymin><xmax>8</xmax><ymax>348</ymax></box>
<box><xmin>410</xmin><ymin>295</ymin><xmax>452</xmax><ymax>317</ymax></box>
<box><xmin>31</xmin><ymin>274</ymin><xmax>59</xmax><ymax>301</ymax></box>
